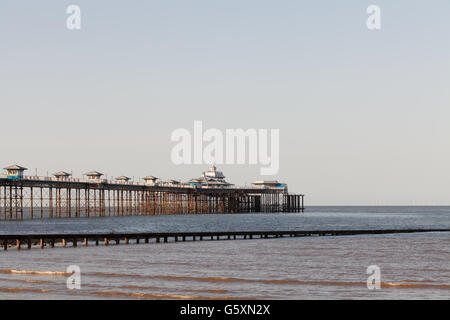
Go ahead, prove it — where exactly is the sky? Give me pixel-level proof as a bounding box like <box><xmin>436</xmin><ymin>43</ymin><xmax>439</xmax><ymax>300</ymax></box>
<box><xmin>1</xmin><ymin>1</ymin><xmax>449</xmax><ymax>205</ymax></box>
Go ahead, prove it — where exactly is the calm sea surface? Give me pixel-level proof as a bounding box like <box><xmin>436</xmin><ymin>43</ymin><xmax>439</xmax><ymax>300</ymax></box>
<box><xmin>0</xmin><ymin>206</ymin><xmax>449</xmax><ymax>299</ymax></box>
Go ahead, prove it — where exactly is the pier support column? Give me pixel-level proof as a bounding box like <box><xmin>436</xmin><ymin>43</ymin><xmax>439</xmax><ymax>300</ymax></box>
<box><xmin>49</xmin><ymin>187</ymin><xmax>53</xmax><ymax>218</ymax></box>
<box><xmin>40</xmin><ymin>187</ymin><xmax>43</xmax><ymax>219</ymax></box>
<box><xmin>30</xmin><ymin>187</ymin><xmax>33</xmax><ymax>219</ymax></box>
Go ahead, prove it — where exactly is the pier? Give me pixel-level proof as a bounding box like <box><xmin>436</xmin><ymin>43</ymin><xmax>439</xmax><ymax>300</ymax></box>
<box><xmin>0</xmin><ymin>164</ymin><xmax>305</xmax><ymax>220</ymax></box>
<box><xmin>1</xmin><ymin>229</ymin><xmax>449</xmax><ymax>251</ymax></box>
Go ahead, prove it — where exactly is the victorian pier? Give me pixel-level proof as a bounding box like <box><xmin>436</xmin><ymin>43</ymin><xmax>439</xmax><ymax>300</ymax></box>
<box><xmin>0</xmin><ymin>164</ymin><xmax>304</xmax><ymax>220</ymax></box>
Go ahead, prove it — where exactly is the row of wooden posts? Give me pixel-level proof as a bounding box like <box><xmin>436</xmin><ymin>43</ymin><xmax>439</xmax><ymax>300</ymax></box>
<box><xmin>3</xmin><ymin>228</ymin><xmax>449</xmax><ymax>251</ymax></box>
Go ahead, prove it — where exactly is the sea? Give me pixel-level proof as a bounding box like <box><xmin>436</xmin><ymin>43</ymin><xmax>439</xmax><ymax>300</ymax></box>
<box><xmin>0</xmin><ymin>206</ymin><xmax>449</xmax><ymax>300</ymax></box>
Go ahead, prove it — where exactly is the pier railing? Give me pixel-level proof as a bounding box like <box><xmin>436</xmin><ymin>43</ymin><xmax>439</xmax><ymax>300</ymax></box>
<box><xmin>20</xmin><ymin>175</ymin><xmax>285</xmax><ymax>190</ymax></box>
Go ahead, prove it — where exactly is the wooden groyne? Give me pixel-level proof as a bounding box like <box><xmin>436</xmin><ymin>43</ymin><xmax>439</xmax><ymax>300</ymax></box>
<box><xmin>1</xmin><ymin>229</ymin><xmax>449</xmax><ymax>251</ymax></box>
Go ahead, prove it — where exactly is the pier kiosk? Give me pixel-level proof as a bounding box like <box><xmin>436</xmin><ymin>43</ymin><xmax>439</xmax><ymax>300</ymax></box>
<box><xmin>116</xmin><ymin>176</ymin><xmax>131</xmax><ymax>183</ymax></box>
<box><xmin>53</xmin><ymin>171</ymin><xmax>71</xmax><ymax>181</ymax></box>
<box><xmin>4</xmin><ymin>165</ymin><xmax>27</xmax><ymax>180</ymax></box>
<box><xmin>85</xmin><ymin>171</ymin><xmax>104</xmax><ymax>182</ymax></box>
<box><xmin>143</xmin><ymin>176</ymin><xmax>158</xmax><ymax>185</ymax></box>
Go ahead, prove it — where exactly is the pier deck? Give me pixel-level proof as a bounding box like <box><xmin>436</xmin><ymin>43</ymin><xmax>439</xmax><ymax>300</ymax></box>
<box><xmin>1</xmin><ymin>229</ymin><xmax>449</xmax><ymax>251</ymax></box>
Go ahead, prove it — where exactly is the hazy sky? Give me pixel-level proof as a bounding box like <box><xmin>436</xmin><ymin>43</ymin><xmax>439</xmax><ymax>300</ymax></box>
<box><xmin>1</xmin><ymin>1</ymin><xmax>449</xmax><ymax>205</ymax></box>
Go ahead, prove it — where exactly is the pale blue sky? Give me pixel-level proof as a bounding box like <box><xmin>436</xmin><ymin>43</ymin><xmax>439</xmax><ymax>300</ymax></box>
<box><xmin>1</xmin><ymin>1</ymin><xmax>449</xmax><ymax>204</ymax></box>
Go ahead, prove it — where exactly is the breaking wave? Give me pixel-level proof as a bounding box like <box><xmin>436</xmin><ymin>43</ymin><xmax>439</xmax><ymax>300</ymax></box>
<box><xmin>0</xmin><ymin>269</ymin><xmax>68</xmax><ymax>276</ymax></box>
